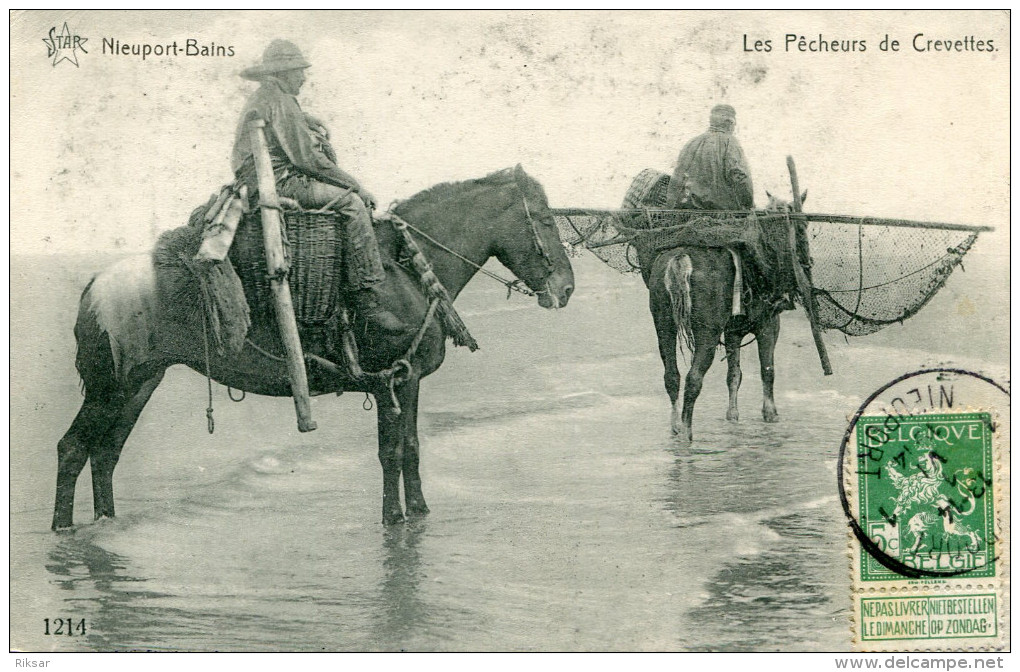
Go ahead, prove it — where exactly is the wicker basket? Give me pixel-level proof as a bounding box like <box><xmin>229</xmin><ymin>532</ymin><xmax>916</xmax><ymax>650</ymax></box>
<box><xmin>622</xmin><ymin>168</ymin><xmax>671</xmax><ymax>209</ymax></box>
<box><xmin>230</xmin><ymin>211</ymin><xmax>343</xmax><ymax>324</ymax></box>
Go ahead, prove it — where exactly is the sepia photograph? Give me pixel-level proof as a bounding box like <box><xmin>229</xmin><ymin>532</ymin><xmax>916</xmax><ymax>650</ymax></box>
<box><xmin>9</xmin><ymin>9</ymin><xmax>1009</xmax><ymax>658</ymax></box>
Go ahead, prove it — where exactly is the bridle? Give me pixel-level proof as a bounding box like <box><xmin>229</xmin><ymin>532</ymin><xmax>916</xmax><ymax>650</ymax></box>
<box><xmin>391</xmin><ymin>189</ymin><xmax>559</xmax><ymax>300</ymax></box>
<box><xmin>520</xmin><ymin>195</ymin><xmax>557</xmax><ymax>275</ymax></box>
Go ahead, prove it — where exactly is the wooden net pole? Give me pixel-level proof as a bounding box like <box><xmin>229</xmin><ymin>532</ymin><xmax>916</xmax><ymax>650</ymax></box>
<box><xmin>549</xmin><ymin>209</ymin><xmax>993</xmax><ymax>234</ymax></box>
<box><xmin>248</xmin><ymin>116</ymin><xmax>317</xmax><ymax>432</ymax></box>
<box><xmin>788</xmin><ymin>156</ymin><xmax>833</xmax><ymax>376</ymax></box>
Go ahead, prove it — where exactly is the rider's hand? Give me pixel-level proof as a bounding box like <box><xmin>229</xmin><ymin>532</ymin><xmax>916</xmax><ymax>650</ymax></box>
<box><xmin>360</xmin><ymin>190</ymin><xmax>377</xmax><ymax>210</ymax></box>
<box><xmin>305</xmin><ymin>113</ymin><xmax>328</xmax><ymax>138</ymax></box>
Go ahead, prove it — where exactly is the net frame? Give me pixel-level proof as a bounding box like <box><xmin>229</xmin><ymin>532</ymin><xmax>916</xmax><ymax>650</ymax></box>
<box><xmin>553</xmin><ymin>207</ymin><xmax>989</xmax><ymax>337</ymax></box>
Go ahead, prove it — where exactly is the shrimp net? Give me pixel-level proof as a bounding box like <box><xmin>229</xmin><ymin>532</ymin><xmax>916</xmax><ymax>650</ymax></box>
<box><xmin>553</xmin><ymin>169</ymin><xmax>981</xmax><ymax>337</ymax></box>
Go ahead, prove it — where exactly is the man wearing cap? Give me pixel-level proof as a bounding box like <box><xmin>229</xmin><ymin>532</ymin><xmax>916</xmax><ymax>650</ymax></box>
<box><xmin>665</xmin><ymin>104</ymin><xmax>754</xmax><ymax>211</ymax></box>
<box><xmin>232</xmin><ymin>39</ymin><xmax>405</xmax><ymax>334</ymax></box>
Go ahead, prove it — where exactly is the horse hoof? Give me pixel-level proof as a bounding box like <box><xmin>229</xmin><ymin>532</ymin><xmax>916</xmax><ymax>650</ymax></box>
<box><xmin>763</xmin><ymin>412</ymin><xmax>779</xmax><ymax>424</ymax></box>
<box><xmin>406</xmin><ymin>503</ymin><xmax>430</xmax><ymax>518</ymax></box>
<box><xmin>382</xmin><ymin>511</ymin><xmax>406</xmax><ymax>526</ymax></box>
<box><xmin>673</xmin><ymin>423</ymin><xmax>693</xmax><ymax>446</ymax></box>
<box><xmin>726</xmin><ymin>411</ymin><xmax>739</xmax><ymax>423</ymax></box>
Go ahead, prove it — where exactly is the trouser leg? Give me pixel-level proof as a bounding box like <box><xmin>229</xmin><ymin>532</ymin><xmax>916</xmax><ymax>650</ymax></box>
<box><xmin>334</xmin><ymin>193</ymin><xmax>386</xmax><ymax>289</ymax></box>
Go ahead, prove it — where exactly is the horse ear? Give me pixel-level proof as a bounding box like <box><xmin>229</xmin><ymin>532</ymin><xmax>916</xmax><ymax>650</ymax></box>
<box><xmin>513</xmin><ymin>163</ymin><xmax>525</xmax><ymax>182</ymax></box>
<box><xmin>800</xmin><ymin>190</ymin><xmax>808</xmax><ymax>205</ymax></box>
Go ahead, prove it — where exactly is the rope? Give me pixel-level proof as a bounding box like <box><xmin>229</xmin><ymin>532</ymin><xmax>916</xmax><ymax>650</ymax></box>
<box><xmin>201</xmin><ymin>311</ymin><xmax>215</xmax><ymax>434</ymax></box>
<box><xmin>245</xmin><ymin>337</ymin><xmax>287</xmax><ymax>363</ymax></box>
<box><xmin>243</xmin><ymin>304</ymin><xmax>439</xmax><ymax>373</ymax></box>
<box><xmin>719</xmin><ymin>333</ymin><xmax>758</xmax><ymax>361</ymax></box>
<box><xmin>562</xmin><ymin>215</ymin><xmax>588</xmax><ymax>243</ymax></box>
<box><xmin>820</xmin><ymin>250</ymin><xmax>963</xmax><ymax>293</ymax></box>
<box><xmin>240</xmin><ymin>298</ymin><xmax>440</xmax><ymax>416</ymax></box>
<box><xmin>409</xmin><ymin>299</ymin><xmax>441</xmax><ymax>356</ymax></box>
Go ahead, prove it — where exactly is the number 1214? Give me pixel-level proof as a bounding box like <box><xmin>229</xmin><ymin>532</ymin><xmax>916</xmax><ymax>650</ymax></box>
<box><xmin>43</xmin><ymin>618</ymin><xmax>86</xmax><ymax>636</ymax></box>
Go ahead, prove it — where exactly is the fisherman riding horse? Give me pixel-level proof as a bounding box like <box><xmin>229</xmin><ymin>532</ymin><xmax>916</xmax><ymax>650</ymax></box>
<box><xmin>232</xmin><ymin>39</ymin><xmax>406</xmax><ymax>335</ymax></box>
<box><xmin>52</xmin><ymin>41</ymin><xmax>575</xmax><ymax>529</ymax></box>
<box><xmin>647</xmin><ymin>105</ymin><xmax>801</xmax><ymax>443</ymax></box>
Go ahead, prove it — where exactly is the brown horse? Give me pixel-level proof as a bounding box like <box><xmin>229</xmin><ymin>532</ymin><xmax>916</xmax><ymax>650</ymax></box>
<box><xmin>53</xmin><ymin>165</ymin><xmax>574</xmax><ymax>529</ymax></box>
<box><xmin>647</xmin><ymin>192</ymin><xmax>803</xmax><ymax>444</ymax></box>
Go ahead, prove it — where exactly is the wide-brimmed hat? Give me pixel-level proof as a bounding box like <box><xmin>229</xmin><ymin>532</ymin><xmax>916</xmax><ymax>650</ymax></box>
<box><xmin>240</xmin><ymin>39</ymin><xmax>311</xmax><ymax>80</ymax></box>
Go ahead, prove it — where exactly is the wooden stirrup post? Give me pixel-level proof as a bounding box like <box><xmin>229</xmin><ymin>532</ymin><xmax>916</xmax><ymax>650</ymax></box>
<box><xmin>247</xmin><ymin>114</ymin><xmax>317</xmax><ymax>431</ymax></box>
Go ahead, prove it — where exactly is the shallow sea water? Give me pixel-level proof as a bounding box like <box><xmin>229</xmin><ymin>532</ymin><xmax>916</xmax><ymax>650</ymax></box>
<box><xmin>10</xmin><ymin>253</ymin><xmax>1003</xmax><ymax>652</ymax></box>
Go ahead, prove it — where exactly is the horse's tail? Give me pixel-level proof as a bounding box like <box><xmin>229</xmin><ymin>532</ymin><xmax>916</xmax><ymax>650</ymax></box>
<box><xmin>74</xmin><ymin>276</ymin><xmax>118</xmax><ymax>400</ymax></box>
<box><xmin>664</xmin><ymin>253</ymin><xmax>695</xmax><ymax>355</ymax></box>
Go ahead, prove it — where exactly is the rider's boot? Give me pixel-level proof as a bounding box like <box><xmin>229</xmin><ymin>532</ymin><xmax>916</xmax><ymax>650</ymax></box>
<box><xmin>354</xmin><ymin>284</ymin><xmax>408</xmax><ymax>335</ymax></box>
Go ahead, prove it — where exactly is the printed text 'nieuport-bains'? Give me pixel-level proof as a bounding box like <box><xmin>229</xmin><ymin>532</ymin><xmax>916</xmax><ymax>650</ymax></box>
<box><xmin>101</xmin><ymin>38</ymin><xmax>235</xmax><ymax>60</ymax></box>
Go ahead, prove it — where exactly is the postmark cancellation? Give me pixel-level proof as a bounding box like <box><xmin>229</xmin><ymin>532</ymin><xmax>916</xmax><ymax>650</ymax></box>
<box><xmin>840</xmin><ymin>369</ymin><xmax>1009</xmax><ymax>651</ymax></box>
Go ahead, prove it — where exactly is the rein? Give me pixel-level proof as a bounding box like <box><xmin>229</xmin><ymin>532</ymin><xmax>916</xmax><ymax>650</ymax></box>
<box><xmin>391</xmin><ymin>192</ymin><xmax>556</xmax><ymax>300</ymax></box>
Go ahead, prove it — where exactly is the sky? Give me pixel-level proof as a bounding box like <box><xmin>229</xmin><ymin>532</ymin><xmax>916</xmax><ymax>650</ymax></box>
<box><xmin>10</xmin><ymin>10</ymin><xmax>1009</xmax><ymax>261</ymax></box>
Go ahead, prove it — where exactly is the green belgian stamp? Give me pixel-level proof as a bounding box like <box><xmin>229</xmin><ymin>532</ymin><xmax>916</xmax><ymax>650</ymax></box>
<box><xmin>856</xmin><ymin>412</ymin><xmax>995</xmax><ymax>581</ymax></box>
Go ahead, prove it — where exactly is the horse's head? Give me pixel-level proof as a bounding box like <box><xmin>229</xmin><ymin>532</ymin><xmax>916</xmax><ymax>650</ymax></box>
<box><xmin>490</xmin><ymin>165</ymin><xmax>575</xmax><ymax>309</ymax></box>
<box><xmin>393</xmin><ymin>165</ymin><xmax>574</xmax><ymax>309</ymax></box>
<box><xmin>765</xmin><ymin>189</ymin><xmax>807</xmax><ymax>212</ymax></box>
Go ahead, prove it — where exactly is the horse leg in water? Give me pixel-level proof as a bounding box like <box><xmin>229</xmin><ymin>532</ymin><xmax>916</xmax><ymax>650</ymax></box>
<box><xmin>756</xmin><ymin>314</ymin><xmax>781</xmax><ymax>423</ymax></box>
<box><xmin>53</xmin><ymin>301</ymin><xmax>167</xmax><ymax>529</ymax></box>
<box><xmin>376</xmin><ymin>392</ymin><xmax>404</xmax><ymax>525</ymax></box>
<box><xmin>54</xmin><ymin>399</ymin><xmax>117</xmax><ymax>530</ymax></box>
<box><xmin>651</xmin><ymin>250</ymin><xmax>692</xmax><ymax>430</ymax></box>
<box><xmin>376</xmin><ymin>376</ymin><xmax>426</xmax><ymax>525</ymax></box>
<box><xmin>724</xmin><ymin>330</ymin><xmax>743</xmax><ymax>422</ymax></box>
<box><xmin>672</xmin><ymin>249</ymin><xmax>730</xmax><ymax>443</ymax></box>
<box><xmin>677</xmin><ymin>329</ymin><xmax>723</xmax><ymax>443</ymax></box>
<box><xmin>53</xmin><ymin>365</ymin><xmax>166</xmax><ymax>530</ymax></box>
<box><xmin>399</xmin><ymin>377</ymin><xmax>430</xmax><ymax>518</ymax></box>
<box><xmin>89</xmin><ymin>366</ymin><xmax>166</xmax><ymax>520</ymax></box>
<box><xmin>649</xmin><ymin>287</ymin><xmax>681</xmax><ymax>420</ymax></box>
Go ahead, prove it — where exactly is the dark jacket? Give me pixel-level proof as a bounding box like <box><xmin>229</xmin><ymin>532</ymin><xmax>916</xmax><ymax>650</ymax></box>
<box><xmin>231</xmin><ymin>78</ymin><xmax>361</xmax><ymax>192</ymax></box>
<box><xmin>669</xmin><ymin>129</ymin><xmax>753</xmax><ymax>210</ymax></box>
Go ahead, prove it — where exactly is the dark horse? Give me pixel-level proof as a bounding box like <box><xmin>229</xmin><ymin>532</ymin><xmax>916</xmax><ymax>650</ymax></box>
<box><xmin>647</xmin><ymin>193</ymin><xmax>803</xmax><ymax>444</ymax></box>
<box><xmin>53</xmin><ymin>165</ymin><xmax>574</xmax><ymax>529</ymax></box>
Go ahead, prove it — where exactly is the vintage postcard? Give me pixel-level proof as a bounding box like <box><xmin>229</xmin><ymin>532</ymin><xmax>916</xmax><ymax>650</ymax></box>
<box><xmin>9</xmin><ymin>10</ymin><xmax>1009</xmax><ymax>658</ymax></box>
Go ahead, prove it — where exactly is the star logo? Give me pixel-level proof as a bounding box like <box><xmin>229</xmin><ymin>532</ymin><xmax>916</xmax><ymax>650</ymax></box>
<box><xmin>43</xmin><ymin>22</ymin><xmax>88</xmax><ymax>68</ymax></box>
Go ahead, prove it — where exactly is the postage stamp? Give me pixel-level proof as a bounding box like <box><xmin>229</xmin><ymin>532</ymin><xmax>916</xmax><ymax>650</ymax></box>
<box><xmin>857</xmin><ymin>413</ymin><xmax>995</xmax><ymax>581</ymax></box>
<box><xmin>840</xmin><ymin>369</ymin><xmax>1010</xmax><ymax>651</ymax></box>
